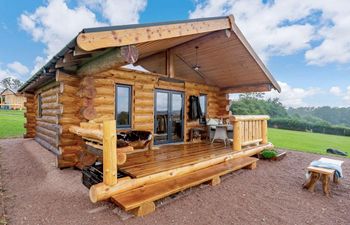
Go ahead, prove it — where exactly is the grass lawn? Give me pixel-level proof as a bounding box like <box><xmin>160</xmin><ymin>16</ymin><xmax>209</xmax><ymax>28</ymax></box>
<box><xmin>269</xmin><ymin>128</ymin><xmax>350</xmax><ymax>157</ymax></box>
<box><xmin>0</xmin><ymin>110</ymin><xmax>25</xmax><ymax>138</ymax></box>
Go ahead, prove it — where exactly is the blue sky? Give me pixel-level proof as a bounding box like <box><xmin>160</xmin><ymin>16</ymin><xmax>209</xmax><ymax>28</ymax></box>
<box><xmin>1</xmin><ymin>0</ymin><xmax>350</xmax><ymax>108</ymax></box>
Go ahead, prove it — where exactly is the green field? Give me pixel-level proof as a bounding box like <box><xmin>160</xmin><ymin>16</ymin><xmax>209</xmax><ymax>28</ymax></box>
<box><xmin>269</xmin><ymin>128</ymin><xmax>350</xmax><ymax>156</ymax></box>
<box><xmin>0</xmin><ymin>110</ymin><xmax>25</xmax><ymax>138</ymax></box>
<box><xmin>0</xmin><ymin>110</ymin><xmax>349</xmax><ymax>156</ymax></box>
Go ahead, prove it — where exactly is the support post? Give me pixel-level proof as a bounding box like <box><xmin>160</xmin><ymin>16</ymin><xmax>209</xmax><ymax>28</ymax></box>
<box><xmin>166</xmin><ymin>49</ymin><xmax>175</xmax><ymax>78</ymax></box>
<box><xmin>261</xmin><ymin>120</ymin><xmax>268</xmax><ymax>144</ymax></box>
<box><xmin>103</xmin><ymin>120</ymin><xmax>118</xmax><ymax>186</ymax></box>
<box><xmin>233</xmin><ymin>120</ymin><xmax>241</xmax><ymax>151</ymax></box>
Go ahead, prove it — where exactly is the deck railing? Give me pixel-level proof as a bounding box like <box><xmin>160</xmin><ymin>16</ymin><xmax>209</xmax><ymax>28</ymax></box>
<box><xmin>230</xmin><ymin>115</ymin><xmax>269</xmax><ymax>151</ymax></box>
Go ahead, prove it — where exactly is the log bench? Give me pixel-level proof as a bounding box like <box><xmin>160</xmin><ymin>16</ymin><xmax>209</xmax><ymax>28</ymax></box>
<box><xmin>111</xmin><ymin>156</ymin><xmax>258</xmax><ymax>216</ymax></box>
<box><xmin>303</xmin><ymin>157</ymin><xmax>343</xmax><ymax>197</ymax></box>
<box><xmin>303</xmin><ymin>166</ymin><xmax>339</xmax><ymax>197</ymax></box>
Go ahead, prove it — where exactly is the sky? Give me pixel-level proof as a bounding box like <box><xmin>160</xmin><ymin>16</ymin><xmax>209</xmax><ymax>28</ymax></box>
<box><xmin>1</xmin><ymin>0</ymin><xmax>350</xmax><ymax>108</ymax></box>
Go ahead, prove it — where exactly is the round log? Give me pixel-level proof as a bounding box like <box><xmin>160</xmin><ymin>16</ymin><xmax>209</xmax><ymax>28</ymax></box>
<box><xmin>78</xmin><ymin>87</ymin><xmax>96</xmax><ymax>98</ymax></box>
<box><xmin>42</xmin><ymin>94</ymin><xmax>58</xmax><ymax>104</ymax></box>
<box><xmin>41</xmin><ymin>87</ymin><xmax>59</xmax><ymax>98</ymax></box>
<box><xmin>77</xmin><ymin>46</ymin><xmax>139</xmax><ymax>76</ymax></box>
<box><xmin>60</xmin><ymin>82</ymin><xmax>79</xmax><ymax>95</ymax></box>
<box><xmin>94</xmin><ymin>96</ymin><xmax>114</xmax><ymax>105</ymax></box>
<box><xmin>69</xmin><ymin>125</ymin><xmax>103</xmax><ymax>141</ymax></box>
<box><xmin>42</xmin><ymin>102</ymin><xmax>61</xmax><ymax>110</ymax></box>
<box><xmin>81</xmin><ymin>106</ymin><xmax>97</xmax><ymax>120</ymax></box>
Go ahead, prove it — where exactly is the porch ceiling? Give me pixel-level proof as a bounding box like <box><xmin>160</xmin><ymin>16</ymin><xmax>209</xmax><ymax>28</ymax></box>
<box><xmin>135</xmin><ymin>29</ymin><xmax>278</xmax><ymax>92</ymax></box>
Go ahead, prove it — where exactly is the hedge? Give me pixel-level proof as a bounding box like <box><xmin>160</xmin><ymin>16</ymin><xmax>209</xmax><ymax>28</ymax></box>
<box><xmin>268</xmin><ymin>117</ymin><xmax>350</xmax><ymax>137</ymax></box>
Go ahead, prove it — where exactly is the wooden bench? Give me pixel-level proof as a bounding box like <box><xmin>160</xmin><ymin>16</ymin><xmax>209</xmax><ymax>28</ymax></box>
<box><xmin>111</xmin><ymin>156</ymin><xmax>258</xmax><ymax>216</ymax></box>
<box><xmin>303</xmin><ymin>157</ymin><xmax>343</xmax><ymax>197</ymax></box>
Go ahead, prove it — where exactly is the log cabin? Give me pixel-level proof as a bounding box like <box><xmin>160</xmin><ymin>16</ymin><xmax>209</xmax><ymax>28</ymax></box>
<box><xmin>0</xmin><ymin>88</ymin><xmax>25</xmax><ymax>110</ymax></box>
<box><xmin>18</xmin><ymin>15</ymin><xmax>281</xmax><ymax>216</ymax></box>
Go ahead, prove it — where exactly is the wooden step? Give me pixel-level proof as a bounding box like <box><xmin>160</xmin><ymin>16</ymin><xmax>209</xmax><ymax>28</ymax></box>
<box><xmin>111</xmin><ymin>156</ymin><xmax>258</xmax><ymax>216</ymax></box>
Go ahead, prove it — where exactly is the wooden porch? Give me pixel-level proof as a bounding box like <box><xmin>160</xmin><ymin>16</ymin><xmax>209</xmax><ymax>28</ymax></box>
<box><xmin>69</xmin><ymin>115</ymin><xmax>273</xmax><ymax>216</ymax></box>
<box><xmin>119</xmin><ymin>141</ymin><xmax>271</xmax><ymax>179</ymax></box>
<box><xmin>120</xmin><ymin>142</ymin><xmax>234</xmax><ymax>178</ymax></box>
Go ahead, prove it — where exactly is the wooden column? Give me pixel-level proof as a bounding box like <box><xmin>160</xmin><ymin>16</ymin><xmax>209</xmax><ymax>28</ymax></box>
<box><xmin>261</xmin><ymin>120</ymin><xmax>268</xmax><ymax>144</ymax></box>
<box><xmin>77</xmin><ymin>46</ymin><xmax>139</xmax><ymax>76</ymax></box>
<box><xmin>103</xmin><ymin>120</ymin><xmax>118</xmax><ymax>186</ymax></box>
<box><xmin>233</xmin><ymin>120</ymin><xmax>241</xmax><ymax>151</ymax></box>
<box><xmin>166</xmin><ymin>49</ymin><xmax>175</xmax><ymax>78</ymax></box>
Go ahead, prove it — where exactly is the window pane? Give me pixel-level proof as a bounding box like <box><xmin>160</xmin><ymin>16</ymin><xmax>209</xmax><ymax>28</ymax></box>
<box><xmin>116</xmin><ymin>86</ymin><xmax>131</xmax><ymax>127</ymax></box>
<box><xmin>199</xmin><ymin>95</ymin><xmax>206</xmax><ymax>114</ymax></box>
<box><xmin>156</xmin><ymin>92</ymin><xmax>168</xmax><ymax>113</ymax></box>
<box><xmin>38</xmin><ymin>94</ymin><xmax>42</xmax><ymax>117</ymax></box>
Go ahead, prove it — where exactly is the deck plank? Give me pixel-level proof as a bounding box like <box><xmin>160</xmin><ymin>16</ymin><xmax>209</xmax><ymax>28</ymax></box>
<box><xmin>119</xmin><ymin>143</ymin><xmax>232</xmax><ymax>178</ymax></box>
<box><xmin>112</xmin><ymin>156</ymin><xmax>258</xmax><ymax>211</ymax></box>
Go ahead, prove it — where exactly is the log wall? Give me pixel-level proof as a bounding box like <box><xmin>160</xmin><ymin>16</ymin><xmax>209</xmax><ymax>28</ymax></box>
<box><xmin>84</xmin><ymin>68</ymin><xmax>230</xmax><ymax>142</ymax></box>
<box><xmin>25</xmin><ymin>68</ymin><xmax>230</xmax><ymax>168</ymax></box>
<box><xmin>34</xmin><ymin>83</ymin><xmax>61</xmax><ymax>155</ymax></box>
<box><xmin>56</xmin><ymin>71</ymin><xmax>85</xmax><ymax>168</ymax></box>
<box><xmin>23</xmin><ymin>93</ymin><xmax>36</xmax><ymax>138</ymax></box>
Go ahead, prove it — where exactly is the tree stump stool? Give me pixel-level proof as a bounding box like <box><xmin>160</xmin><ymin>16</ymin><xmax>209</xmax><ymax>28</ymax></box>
<box><xmin>303</xmin><ymin>166</ymin><xmax>337</xmax><ymax>197</ymax></box>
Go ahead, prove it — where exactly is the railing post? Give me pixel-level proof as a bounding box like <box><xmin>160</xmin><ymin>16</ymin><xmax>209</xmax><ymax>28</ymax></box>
<box><xmin>103</xmin><ymin>120</ymin><xmax>118</xmax><ymax>186</ymax></box>
<box><xmin>233</xmin><ymin>120</ymin><xmax>241</xmax><ymax>151</ymax></box>
<box><xmin>261</xmin><ymin>119</ymin><xmax>268</xmax><ymax>144</ymax></box>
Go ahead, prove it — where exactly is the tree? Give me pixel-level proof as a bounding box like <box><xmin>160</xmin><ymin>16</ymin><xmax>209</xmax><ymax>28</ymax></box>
<box><xmin>230</xmin><ymin>94</ymin><xmax>287</xmax><ymax>118</ymax></box>
<box><xmin>0</xmin><ymin>77</ymin><xmax>24</xmax><ymax>91</ymax></box>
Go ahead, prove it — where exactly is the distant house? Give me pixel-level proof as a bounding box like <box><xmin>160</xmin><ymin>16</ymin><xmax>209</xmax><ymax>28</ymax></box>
<box><xmin>0</xmin><ymin>88</ymin><xmax>25</xmax><ymax>110</ymax></box>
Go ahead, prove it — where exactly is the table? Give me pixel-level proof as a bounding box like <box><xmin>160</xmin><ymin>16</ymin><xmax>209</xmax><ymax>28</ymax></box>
<box><xmin>303</xmin><ymin>157</ymin><xmax>343</xmax><ymax>196</ymax></box>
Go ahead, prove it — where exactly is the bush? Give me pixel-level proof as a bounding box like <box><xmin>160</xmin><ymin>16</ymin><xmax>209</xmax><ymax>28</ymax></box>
<box><xmin>269</xmin><ymin>117</ymin><xmax>350</xmax><ymax>137</ymax></box>
<box><xmin>261</xmin><ymin>149</ymin><xmax>278</xmax><ymax>159</ymax></box>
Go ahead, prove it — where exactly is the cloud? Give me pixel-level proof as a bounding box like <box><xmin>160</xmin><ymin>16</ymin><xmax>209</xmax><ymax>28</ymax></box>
<box><xmin>328</xmin><ymin>85</ymin><xmax>350</xmax><ymax>105</ymax></box>
<box><xmin>19</xmin><ymin>0</ymin><xmax>147</xmax><ymax>76</ymax></box>
<box><xmin>81</xmin><ymin>0</ymin><xmax>147</xmax><ymax>25</ymax></box>
<box><xmin>329</xmin><ymin>86</ymin><xmax>342</xmax><ymax>96</ymax></box>
<box><xmin>265</xmin><ymin>81</ymin><xmax>320</xmax><ymax>108</ymax></box>
<box><xmin>0</xmin><ymin>61</ymin><xmax>30</xmax><ymax>81</ymax></box>
<box><xmin>0</xmin><ymin>68</ymin><xmax>12</xmax><ymax>81</ymax></box>
<box><xmin>7</xmin><ymin>61</ymin><xmax>29</xmax><ymax>75</ymax></box>
<box><xmin>19</xmin><ymin>0</ymin><xmax>106</xmax><ymax>60</ymax></box>
<box><xmin>189</xmin><ymin>0</ymin><xmax>350</xmax><ymax>65</ymax></box>
<box><xmin>343</xmin><ymin>86</ymin><xmax>350</xmax><ymax>104</ymax></box>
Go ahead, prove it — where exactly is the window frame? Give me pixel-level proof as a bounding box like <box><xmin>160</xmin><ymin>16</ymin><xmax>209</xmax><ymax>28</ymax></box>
<box><xmin>115</xmin><ymin>84</ymin><xmax>132</xmax><ymax>129</ymax></box>
<box><xmin>38</xmin><ymin>94</ymin><xmax>43</xmax><ymax>118</ymax></box>
<box><xmin>199</xmin><ymin>93</ymin><xmax>207</xmax><ymax>124</ymax></box>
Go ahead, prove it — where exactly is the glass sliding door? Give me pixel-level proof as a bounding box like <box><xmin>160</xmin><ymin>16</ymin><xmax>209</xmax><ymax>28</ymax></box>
<box><xmin>154</xmin><ymin>89</ymin><xmax>184</xmax><ymax>144</ymax></box>
<box><xmin>155</xmin><ymin>91</ymin><xmax>169</xmax><ymax>144</ymax></box>
<box><xmin>171</xmin><ymin>93</ymin><xmax>183</xmax><ymax>142</ymax></box>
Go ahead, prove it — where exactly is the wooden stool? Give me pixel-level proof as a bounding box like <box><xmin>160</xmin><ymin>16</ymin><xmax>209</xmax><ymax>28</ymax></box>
<box><xmin>303</xmin><ymin>166</ymin><xmax>338</xmax><ymax>196</ymax></box>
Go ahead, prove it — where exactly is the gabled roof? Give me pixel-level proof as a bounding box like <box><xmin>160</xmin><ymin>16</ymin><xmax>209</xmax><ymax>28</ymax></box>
<box><xmin>0</xmin><ymin>88</ymin><xmax>16</xmax><ymax>96</ymax></box>
<box><xmin>18</xmin><ymin>15</ymin><xmax>280</xmax><ymax>93</ymax></box>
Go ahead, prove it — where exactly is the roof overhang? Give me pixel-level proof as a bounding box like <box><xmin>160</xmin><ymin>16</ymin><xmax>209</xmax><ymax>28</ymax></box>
<box><xmin>18</xmin><ymin>15</ymin><xmax>280</xmax><ymax>93</ymax></box>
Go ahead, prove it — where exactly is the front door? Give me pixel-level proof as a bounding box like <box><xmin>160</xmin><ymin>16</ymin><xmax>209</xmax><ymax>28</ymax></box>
<box><xmin>154</xmin><ymin>89</ymin><xmax>184</xmax><ymax>145</ymax></box>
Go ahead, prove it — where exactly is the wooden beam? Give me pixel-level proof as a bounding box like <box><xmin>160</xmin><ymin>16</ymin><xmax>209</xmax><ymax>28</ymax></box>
<box><xmin>77</xmin><ymin>17</ymin><xmax>231</xmax><ymax>51</ymax></box>
<box><xmin>223</xmin><ymin>83</ymin><xmax>272</xmax><ymax>93</ymax></box>
<box><xmin>102</xmin><ymin>120</ymin><xmax>118</xmax><ymax>186</ymax></box>
<box><xmin>166</xmin><ymin>49</ymin><xmax>175</xmax><ymax>78</ymax></box>
<box><xmin>74</xmin><ymin>45</ymin><xmax>102</xmax><ymax>56</ymax></box>
<box><xmin>77</xmin><ymin>46</ymin><xmax>139</xmax><ymax>76</ymax></box>
<box><xmin>231</xmin><ymin>115</ymin><xmax>270</xmax><ymax>122</ymax></box>
<box><xmin>232</xmin><ymin>120</ymin><xmax>241</xmax><ymax>151</ymax></box>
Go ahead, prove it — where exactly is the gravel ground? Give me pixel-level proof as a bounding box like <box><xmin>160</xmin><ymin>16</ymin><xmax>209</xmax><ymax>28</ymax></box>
<box><xmin>0</xmin><ymin>138</ymin><xmax>350</xmax><ymax>225</ymax></box>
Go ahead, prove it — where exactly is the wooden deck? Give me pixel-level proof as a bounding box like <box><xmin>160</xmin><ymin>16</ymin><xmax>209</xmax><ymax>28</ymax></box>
<box><xmin>119</xmin><ymin>142</ymin><xmax>233</xmax><ymax>178</ymax></box>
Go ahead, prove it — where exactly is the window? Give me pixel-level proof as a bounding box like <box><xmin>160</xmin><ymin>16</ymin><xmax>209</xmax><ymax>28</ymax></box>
<box><xmin>199</xmin><ymin>94</ymin><xmax>207</xmax><ymax>124</ymax></box>
<box><xmin>115</xmin><ymin>84</ymin><xmax>132</xmax><ymax>128</ymax></box>
<box><xmin>38</xmin><ymin>94</ymin><xmax>43</xmax><ymax>118</ymax></box>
